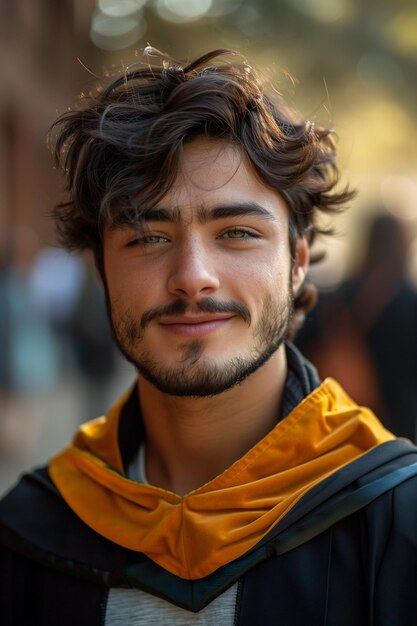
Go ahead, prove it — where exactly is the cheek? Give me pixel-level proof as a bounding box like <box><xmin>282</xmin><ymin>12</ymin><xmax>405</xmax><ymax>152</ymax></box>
<box><xmin>105</xmin><ymin>258</ymin><xmax>160</xmax><ymax>308</ymax></box>
<box><xmin>227</xmin><ymin>254</ymin><xmax>291</xmax><ymax>313</ymax></box>
<box><xmin>237</xmin><ymin>249</ymin><xmax>291</xmax><ymax>286</ymax></box>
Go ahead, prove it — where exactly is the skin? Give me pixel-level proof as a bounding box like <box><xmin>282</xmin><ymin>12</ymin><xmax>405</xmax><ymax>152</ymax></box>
<box><xmin>103</xmin><ymin>137</ymin><xmax>309</xmax><ymax>495</ymax></box>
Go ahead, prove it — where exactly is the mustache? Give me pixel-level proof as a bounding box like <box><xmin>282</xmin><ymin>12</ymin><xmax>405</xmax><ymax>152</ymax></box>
<box><xmin>140</xmin><ymin>297</ymin><xmax>251</xmax><ymax>330</ymax></box>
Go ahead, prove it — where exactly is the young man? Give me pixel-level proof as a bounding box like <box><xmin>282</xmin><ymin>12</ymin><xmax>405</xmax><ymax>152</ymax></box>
<box><xmin>1</xmin><ymin>48</ymin><xmax>417</xmax><ymax>625</ymax></box>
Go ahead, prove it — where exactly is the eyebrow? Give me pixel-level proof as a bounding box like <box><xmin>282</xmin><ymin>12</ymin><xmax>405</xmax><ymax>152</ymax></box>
<box><xmin>197</xmin><ymin>202</ymin><xmax>275</xmax><ymax>223</ymax></box>
<box><xmin>121</xmin><ymin>202</ymin><xmax>276</xmax><ymax>225</ymax></box>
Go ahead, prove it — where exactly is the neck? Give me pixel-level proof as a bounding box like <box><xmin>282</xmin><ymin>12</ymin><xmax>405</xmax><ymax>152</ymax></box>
<box><xmin>138</xmin><ymin>347</ymin><xmax>287</xmax><ymax>495</ymax></box>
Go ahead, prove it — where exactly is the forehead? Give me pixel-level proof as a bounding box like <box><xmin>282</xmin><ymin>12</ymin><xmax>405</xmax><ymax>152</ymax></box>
<box><xmin>177</xmin><ymin>138</ymin><xmax>243</xmax><ymax>190</ymax></box>
<box><xmin>157</xmin><ymin>137</ymin><xmax>289</xmax><ymax>222</ymax></box>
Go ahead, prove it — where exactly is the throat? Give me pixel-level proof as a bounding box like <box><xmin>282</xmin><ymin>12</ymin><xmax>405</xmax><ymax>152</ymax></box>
<box><xmin>137</xmin><ymin>350</ymin><xmax>288</xmax><ymax>494</ymax></box>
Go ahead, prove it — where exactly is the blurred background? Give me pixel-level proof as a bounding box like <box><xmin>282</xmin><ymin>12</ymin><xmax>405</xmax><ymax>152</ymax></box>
<box><xmin>1</xmin><ymin>0</ymin><xmax>417</xmax><ymax>494</ymax></box>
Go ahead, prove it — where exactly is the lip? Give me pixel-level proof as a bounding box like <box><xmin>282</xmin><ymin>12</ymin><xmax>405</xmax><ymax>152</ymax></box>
<box><xmin>159</xmin><ymin>315</ymin><xmax>235</xmax><ymax>337</ymax></box>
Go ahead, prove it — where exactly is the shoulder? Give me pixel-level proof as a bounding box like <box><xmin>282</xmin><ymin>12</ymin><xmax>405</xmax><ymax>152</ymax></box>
<box><xmin>364</xmin><ymin>465</ymin><xmax>417</xmax><ymax>621</ymax></box>
<box><xmin>0</xmin><ymin>465</ymin><xmax>129</xmax><ymax>586</ymax></box>
<box><xmin>386</xmin><ymin>468</ymin><xmax>417</xmax><ymax>531</ymax></box>
<box><xmin>0</xmin><ymin>466</ymin><xmax>62</xmax><ymax>537</ymax></box>
<box><xmin>0</xmin><ymin>466</ymin><xmax>75</xmax><ymax>566</ymax></box>
<box><xmin>0</xmin><ymin>466</ymin><xmax>56</xmax><ymax>525</ymax></box>
<box><xmin>356</xmin><ymin>447</ymin><xmax>417</xmax><ymax>574</ymax></box>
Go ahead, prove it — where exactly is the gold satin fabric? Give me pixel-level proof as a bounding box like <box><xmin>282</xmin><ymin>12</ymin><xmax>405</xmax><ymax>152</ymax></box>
<box><xmin>49</xmin><ymin>379</ymin><xmax>394</xmax><ymax>580</ymax></box>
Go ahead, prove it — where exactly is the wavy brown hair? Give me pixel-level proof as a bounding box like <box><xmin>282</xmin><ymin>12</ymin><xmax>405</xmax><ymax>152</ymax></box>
<box><xmin>50</xmin><ymin>48</ymin><xmax>354</xmax><ymax>335</ymax></box>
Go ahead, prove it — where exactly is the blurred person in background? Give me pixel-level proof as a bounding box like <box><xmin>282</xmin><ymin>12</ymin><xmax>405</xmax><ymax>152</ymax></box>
<box><xmin>296</xmin><ymin>214</ymin><xmax>417</xmax><ymax>441</ymax></box>
<box><xmin>69</xmin><ymin>256</ymin><xmax>119</xmax><ymax>419</ymax></box>
<box><xmin>28</xmin><ymin>246</ymin><xmax>119</xmax><ymax>421</ymax></box>
<box><xmin>28</xmin><ymin>246</ymin><xmax>86</xmax><ymax>374</ymax></box>
<box><xmin>2</xmin><ymin>49</ymin><xmax>417</xmax><ymax>625</ymax></box>
<box><xmin>0</xmin><ymin>230</ymin><xmax>58</xmax><ymax>460</ymax></box>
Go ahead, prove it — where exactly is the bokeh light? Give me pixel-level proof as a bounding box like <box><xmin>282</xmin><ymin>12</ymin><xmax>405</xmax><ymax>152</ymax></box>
<box><xmin>90</xmin><ymin>10</ymin><xmax>147</xmax><ymax>50</ymax></box>
<box><xmin>384</xmin><ymin>8</ymin><xmax>417</xmax><ymax>60</ymax></box>
<box><xmin>99</xmin><ymin>0</ymin><xmax>147</xmax><ymax>18</ymax></box>
<box><xmin>155</xmin><ymin>0</ymin><xmax>212</xmax><ymax>23</ymax></box>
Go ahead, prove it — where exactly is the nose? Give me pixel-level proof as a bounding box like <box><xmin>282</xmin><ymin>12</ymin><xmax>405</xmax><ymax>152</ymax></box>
<box><xmin>167</xmin><ymin>237</ymin><xmax>220</xmax><ymax>299</ymax></box>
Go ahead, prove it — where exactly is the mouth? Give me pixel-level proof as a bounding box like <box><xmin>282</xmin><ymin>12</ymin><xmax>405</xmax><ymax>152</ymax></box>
<box><xmin>158</xmin><ymin>315</ymin><xmax>236</xmax><ymax>337</ymax></box>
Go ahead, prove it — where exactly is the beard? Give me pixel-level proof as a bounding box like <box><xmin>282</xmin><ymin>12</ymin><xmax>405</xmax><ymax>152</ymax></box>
<box><xmin>106</xmin><ymin>288</ymin><xmax>294</xmax><ymax>398</ymax></box>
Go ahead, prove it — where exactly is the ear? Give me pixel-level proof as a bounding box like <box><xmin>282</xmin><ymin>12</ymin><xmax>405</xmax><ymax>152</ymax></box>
<box><xmin>292</xmin><ymin>237</ymin><xmax>309</xmax><ymax>295</ymax></box>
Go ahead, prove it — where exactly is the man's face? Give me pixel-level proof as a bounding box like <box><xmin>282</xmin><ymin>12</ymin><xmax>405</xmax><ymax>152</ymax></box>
<box><xmin>103</xmin><ymin>138</ymin><xmax>308</xmax><ymax>396</ymax></box>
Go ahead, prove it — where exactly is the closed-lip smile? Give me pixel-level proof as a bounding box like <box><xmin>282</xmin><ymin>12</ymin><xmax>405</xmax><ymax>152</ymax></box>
<box><xmin>158</xmin><ymin>314</ymin><xmax>235</xmax><ymax>337</ymax></box>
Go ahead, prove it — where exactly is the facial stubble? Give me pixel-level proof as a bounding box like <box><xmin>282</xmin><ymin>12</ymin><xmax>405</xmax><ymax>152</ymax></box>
<box><xmin>105</xmin><ymin>284</ymin><xmax>294</xmax><ymax>397</ymax></box>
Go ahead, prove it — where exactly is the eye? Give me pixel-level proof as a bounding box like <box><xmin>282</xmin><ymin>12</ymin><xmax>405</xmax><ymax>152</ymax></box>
<box><xmin>126</xmin><ymin>234</ymin><xmax>169</xmax><ymax>248</ymax></box>
<box><xmin>220</xmin><ymin>228</ymin><xmax>260</xmax><ymax>240</ymax></box>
